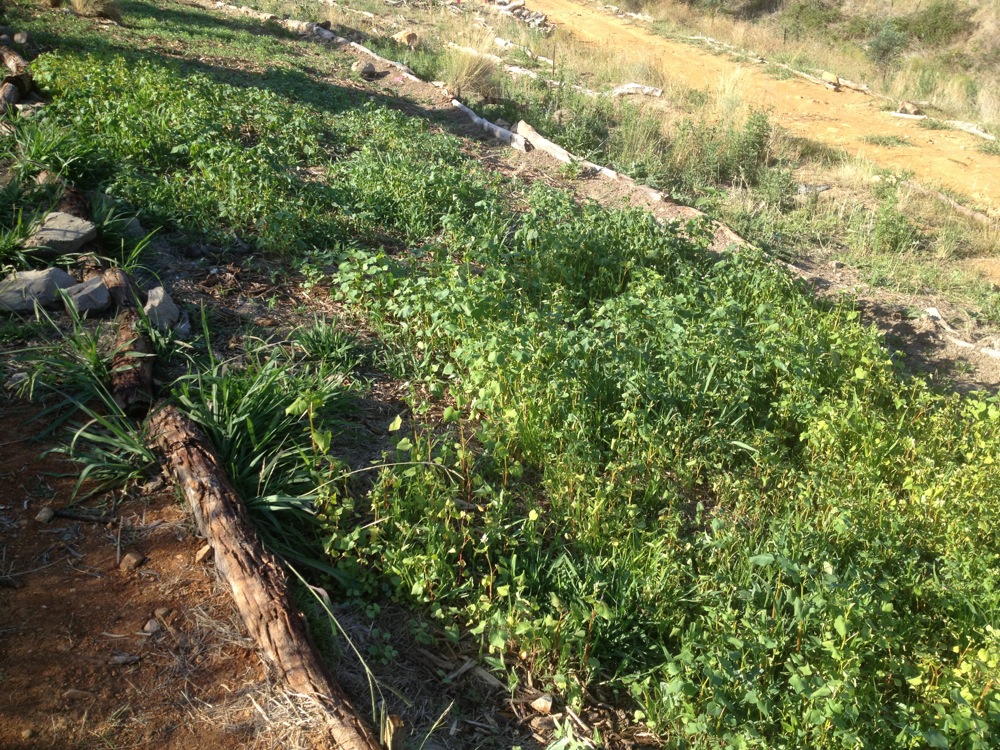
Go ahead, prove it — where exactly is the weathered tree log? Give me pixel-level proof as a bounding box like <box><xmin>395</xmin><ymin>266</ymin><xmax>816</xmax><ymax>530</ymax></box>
<box><xmin>110</xmin><ymin>310</ymin><xmax>154</xmax><ymax>418</ymax></box>
<box><xmin>101</xmin><ymin>267</ymin><xmax>142</xmax><ymax>310</ymax></box>
<box><xmin>905</xmin><ymin>181</ymin><xmax>998</xmax><ymax>228</ymax></box>
<box><xmin>453</xmin><ymin>100</ymin><xmax>530</xmax><ymax>152</ymax></box>
<box><xmin>146</xmin><ymin>404</ymin><xmax>382</xmax><ymax>750</ymax></box>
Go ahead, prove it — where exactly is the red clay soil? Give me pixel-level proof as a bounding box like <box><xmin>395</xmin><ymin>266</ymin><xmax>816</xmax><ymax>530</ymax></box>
<box><xmin>0</xmin><ymin>402</ymin><xmax>272</xmax><ymax>750</ymax></box>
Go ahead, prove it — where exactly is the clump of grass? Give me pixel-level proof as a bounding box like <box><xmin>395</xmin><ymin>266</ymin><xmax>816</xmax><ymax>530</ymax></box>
<box><xmin>979</xmin><ymin>139</ymin><xmax>1000</xmax><ymax>155</ymax></box>
<box><xmin>70</xmin><ymin>0</ymin><xmax>123</xmax><ymax>24</ymax></box>
<box><xmin>918</xmin><ymin>117</ymin><xmax>952</xmax><ymax>130</ymax></box>
<box><xmin>862</xmin><ymin>134</ymin><xmax>912</xmax><ymax>147</ymax></box>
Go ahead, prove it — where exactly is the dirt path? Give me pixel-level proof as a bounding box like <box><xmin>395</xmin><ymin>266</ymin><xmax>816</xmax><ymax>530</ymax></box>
<box><xmin>529</xmin><ymin>0</ymin><xmax>1000</xmax><ymax>213</ymax></box>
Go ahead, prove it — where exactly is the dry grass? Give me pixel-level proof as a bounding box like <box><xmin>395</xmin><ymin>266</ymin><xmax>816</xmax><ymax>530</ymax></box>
<box><xmin>70</xmin><ymin>0</ymin><xmax>123</xmax><ymax>24</ymax></box>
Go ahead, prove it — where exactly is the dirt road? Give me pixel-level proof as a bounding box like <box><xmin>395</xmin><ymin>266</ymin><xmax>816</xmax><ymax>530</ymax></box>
<box><xmin>529</xmin><ymin>0</ymin><xmax>999</xmax><ymax>212</ymax></box>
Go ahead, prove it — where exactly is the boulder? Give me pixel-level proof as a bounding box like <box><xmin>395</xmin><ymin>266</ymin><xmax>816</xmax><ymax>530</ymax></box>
<box><xmin>63</xmin><ymin>275</ymin><xmax>111</xmax><ymax>315</ymax></box>
<box><xmin>352</xmin><ymin>60</ymin><xmax>378</xmax><ymax>80</ymax></box>
<box><xmin>23</xmin><ymin>212</ymin><xmax>98</xmax><ymax>258</ymax></box>
<box><xmin>898</xmin><ymin>100</ymin><xmax>923</xmax><ymax>115</ymax></box>
<box><xmin>143</xmin><ymin>286</ymin><xmax>180</xmax><ymax>332</ymax></box>
<box><xmin>0</xmin><ymin>268</ymin><xmax>77</xmax><ymax>313</ymax></box>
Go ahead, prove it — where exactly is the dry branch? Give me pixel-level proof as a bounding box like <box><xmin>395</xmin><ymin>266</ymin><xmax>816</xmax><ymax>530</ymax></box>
<box><xmin>905</xmin><ymin>181</ymin><xmax>997</xmax><ymax>228</ymax></box>
<box><xmin>146</xmin><ymin>404</ymin><xmax>381</xmax><ymax>750</ymax></box>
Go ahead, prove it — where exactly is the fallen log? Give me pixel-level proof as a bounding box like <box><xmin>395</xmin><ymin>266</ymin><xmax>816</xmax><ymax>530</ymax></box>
<box><xmin>109</xmin><ymin>310</ymin><xmax>154</xmax><ymax>418</ymax></box>
<box><xmin>905</xmin><ymin>181</ymin><xmax>997</xmax><ymax>228</ymax></box>
<box><xmin>609</xmin><ymin>83</ymin><xmax>662</xmax><ymax>98</ymax></box>
<box><xmin>453</xmin><ymin>100</ymin><xmax>530</xmax><ymax>151</ymax></box>
<box><xmin>146</xmin><ymin>404</ymin><xmax>381</xmax><ymax>750</ymax></box>
<box><xmin>102</xmin><ymin>267</ymin><xmax>141</xmax><ymax>310</ymax></box>
<box><xmin>102</xmin><ymin>268</ymin><xmax>153</xmax><ymax>417</ymax></box>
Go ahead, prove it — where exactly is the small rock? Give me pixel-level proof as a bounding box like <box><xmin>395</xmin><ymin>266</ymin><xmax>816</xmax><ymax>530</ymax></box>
<box><xmin>120</xmin><ymin>551</ymin><xmax>145</xmax><ymax>572</ymax></box>
<box><xmin>898</xmin><ymin>100</ymin><xmax>923</xmax><ymax>116</ymax></box>
<box><xmin>173</xmin><ymin>309</ymin><xmax>192</xmax><ymax>339</ymax></box>
<box><xmin>0</xmin><ymin>268</ymin><xmax>77</xmax><ymax>313</ymax></box>
<box><xmin>13</xmin><ymin>30</ymin><xmax>34</xmax><ymax>46</ymax></box>
<box><xmin>123</xmin><ymin>217</ymin><xmax>147</xmax><ymax>239</ymax></box>
<box><xmin>34</xmin><ymin>506</ymin><xmax>55</xmax><ymax>523</ymax></box>
<box><xmin>34</xmin><ymin>170</ymin><xmax>61</xmax><ymax>186</ymax></box>
<box><xmin>392</xmin><ymin>29</ymin><xmax>418</xmax><ymax>48</ymax></box>
<box><xmin>352</xmin><ymin>60</ymin><xmax>378</xmax><ymax>80</ymax></box>
<box><xmin>195</xmin><ymin>544</ymin><xmax>213</xmax><ymax>564</ymax></box>
<box><xmin>143</xmin><ymin>286</ymin><xmax>180</xmax><ymax>332</ymax></box>
<box><xmin>4</xmin><ymin>372</ymin><xmax>28</xmax><ymax>391</ymax></box>
<box><xmin>154</xmin><ymin>606</ymin><xmax>171</xmax><ymax>619</ymax></box>
<box><xmin>143</xmin><ymin>618</ymin><xmax>162</xmax><ymax>634</ymax></box>
<box><xmin>531</xmin><ymin>694</ymin><xmax>554</xmax><ymax>714</ymax></box>
<box><xmin>23</xmin><ymin>211</ymin><xmax>98</xmax><ymax>258</ymax></box>
<box><xmin>820</xmin><ymin>71</ymin><xmax>841</xmax><ymax>90</ymax></box>
<box><xmin>139</xmin><ymin>476</ymin><xmax>164</xmax><ymax>494</ymax></box>
<box><xmin>108</xmin><ymin>653</ymin><xmax>140</xmax><ymax>666</ymax></box>
<box><xmin>62</xmin><ymin>688</ymin><xmax>94</xmax><ymax>701</ymax></box>
<box><xmin>21</xmin><ymin>729</ymin><xmax>34</xmax><ymax>740</ymax></box>
<box><xmin>831</xmin><ymin>260</ymin><xmax>846</xmax><ymax>270</ymax></box>
<box><xmin>63</xmin><ymin>275</ymin><xmax>111</xmax><ymax>315</ymax></box>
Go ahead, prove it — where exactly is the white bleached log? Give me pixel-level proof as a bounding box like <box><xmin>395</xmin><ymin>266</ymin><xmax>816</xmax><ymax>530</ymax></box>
<box><xmin>453</xmin><ymin>100</ymin><xmax>531</xmax><ymax>151</ymax></box>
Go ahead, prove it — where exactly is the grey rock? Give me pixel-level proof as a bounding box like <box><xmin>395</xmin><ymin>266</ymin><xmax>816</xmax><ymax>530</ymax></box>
<box><xmin>352</xmin><ymin>60</ymin><xmax>377</xmax><ymax>79</ymax></box>
<box><xmin>0</xmin><ymin>35</ymin><xmax>12</xmax><ymax>47</ymax></box>
<box><xmin>23</xmin><ymin>212</ymin><xmax>98</xmax><ymax>258</ymax></box>
<box><xmin>0</xmin><ymin>268</ymin><xmax>77</xmax><ymax>313</ymax></box>
<box><xmin>143</xmin><ymin>287</ymin><xmax>180</xmax><ymax>332</ymax></box>
<box><xmin>63</xmin><ymin>276</ymin><xmax>111</xmax><ymax>315</ymax></box>
<box><xmin>13</xmin><ymin>30</ymin><xmax>33</xmax><ymax>46</ymax></box>
<box><xmin>173</xmin><ymin>309</ymin><xmax>192</xmax><ymax>339</ymax></box>
<box><xmin>123</xmin><ymin>217</ymin><xmax>147</xmax><ymax>239</ymax></box>
<box><xmin>35</xmin><ymin>506</ymin><xmax>55</xmax><ymax>523</ymax></box>
<box><xmin>142</xmin><ymin>618</ymin><xmax>162</xmax><ymax>634</ymax></box>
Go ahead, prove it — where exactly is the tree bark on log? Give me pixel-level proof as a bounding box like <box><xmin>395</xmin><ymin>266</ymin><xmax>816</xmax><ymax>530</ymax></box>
<box><xmin>102</xmin><ymin>268</ymin><xmax>153</xmax><ymax>417</ymax></box>
<box><xmin>110</xmin><ymin>310</ymin><xmax>154</xmax><ymax>418</ymax></box>
<box><xmin>146</xmin><ymin>404</ymin><xmax>382</xmax><ymax>750</ymax></box>
<box><xmin>102</xmin><ymin>267</ymin><xmax>142</xmax><ymax>310</ymax></box>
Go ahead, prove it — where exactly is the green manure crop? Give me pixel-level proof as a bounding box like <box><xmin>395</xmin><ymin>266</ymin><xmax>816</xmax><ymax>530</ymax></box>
<box><xmin>335</xmin><ymin>186</ymin><xmax>1000</xmax><ymax>748</ymax></box>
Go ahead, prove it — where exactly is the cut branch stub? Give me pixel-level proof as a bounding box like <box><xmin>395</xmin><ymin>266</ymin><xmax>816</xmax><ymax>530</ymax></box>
<box><xmin>146</xmin><ymin>404</ymin><xmax>382</xmax><ymax>750</ymax></box>
<box><xmin>110</xmin><ymin>309</ymin><xmax>154</xmax><ymax>418</ymax></box>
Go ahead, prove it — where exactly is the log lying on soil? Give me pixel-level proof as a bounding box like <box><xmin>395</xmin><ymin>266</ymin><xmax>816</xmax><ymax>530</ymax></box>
<box><xmin>109</xmin><ymin>310</ymin><xmax>154</xmax><ymax>418</ymax></box>
<box><xmin>146</xmin><ymin>404</ymin><xmax>381</xmax><ymax>750</ymax></box>
<box><xmin>905</xmin><ymin>181</ymin><xmax>997</xmax><ymax>228</ymax></box>
<box><xmin>453</xmin><ymin>100</ymin><xmax>530</xmax><ymax>151</ymax></box>
<box><xmin>102</xmin><ymin>268</ymin><xmax>153</xmax><ymax>417</ymax></box>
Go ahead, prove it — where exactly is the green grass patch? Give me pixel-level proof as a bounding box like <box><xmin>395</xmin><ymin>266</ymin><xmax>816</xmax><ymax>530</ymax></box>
<box><xmin>862</xmin><ymin>134</ymin><xmax>913</xmax><ymax>148</ymax></box>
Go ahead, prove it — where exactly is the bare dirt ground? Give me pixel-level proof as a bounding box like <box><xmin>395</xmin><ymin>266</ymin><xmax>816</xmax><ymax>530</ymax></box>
<box><xmin>528</xmin><ymin>0</ymin><xmax>1000</xmax><ymax>215</ymax></box>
